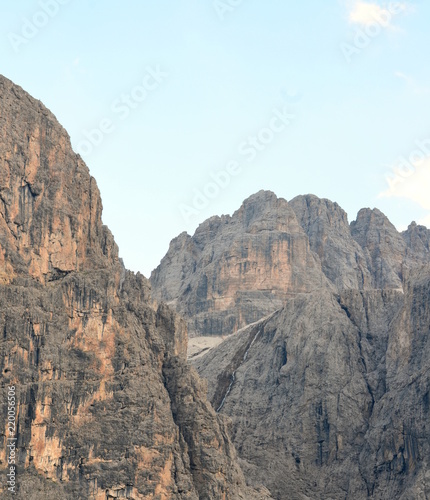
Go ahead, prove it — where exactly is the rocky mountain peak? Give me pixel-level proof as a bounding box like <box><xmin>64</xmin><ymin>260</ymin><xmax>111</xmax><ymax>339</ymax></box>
<box><xmin>351</xmin><ymin>207</ymin><xmax>400</xmax><ymax>241</ymax></box>
<box><xmin>151</xmin><ymin>191</ymin><xmax>329</xmax><ymax>337</ymax></box>
<box><xmin>350</xmin><ymin>207</ymin><xmax>407</xmax><ymax>289</ymax></box>
<box><xmin>0</xmin><ymin>75</ymin><xmax>118</xmax><ymax>285</ymax></box>
<box><xmin>234</xmin><ymin>190</ymin><xmax>300</xmax><ymax>233</ymax></box>
<box><xmin>402</xmin><ymin>221</ymin><xmax>430</xmax><ymax>258</ymax></box>
<box><xmin>289</xmin><ymin>193</ymin><xmax>372</xmax><ymax>289</ymax></box>
<box><xmin>290</xmin><ymin>193</ymin><xmax>350</xmax><ymax>229</ymax></box>
<box><xmin>237</xmin><ymin>189</ymin><xmax>279</xmax><ymax>212</ymax></box>
<box><xmin>153</xmin><ymin>191</ymin><xmax>430</xmax><ymax>337</ymax></box>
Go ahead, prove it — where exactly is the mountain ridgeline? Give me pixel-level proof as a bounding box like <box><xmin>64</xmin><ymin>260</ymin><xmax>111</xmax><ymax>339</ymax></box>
<box><xmin>151</xmin><ymin>190</ymin><xmax>430</xmax><ymax>337</ymax></box>
<box><xmin>152</xmin><ymin>191</ymin><xmax>430</xmax><ymax>499</ymax></box>
<box><xmin>1</xmin><ymin>72</ymin><xmax>430</xmax><ymax>500</ymax></box>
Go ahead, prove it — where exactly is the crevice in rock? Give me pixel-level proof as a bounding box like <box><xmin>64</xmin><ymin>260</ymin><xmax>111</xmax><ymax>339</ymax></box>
<box><xmin>213</xmin><ymin>322</ymin><xmax>264</xmax><ymax>412</ymax></box>
<box><xmin>47</xmin><ymin>268</ymin><xmax>72</xmax><ymax>282</ymax></box>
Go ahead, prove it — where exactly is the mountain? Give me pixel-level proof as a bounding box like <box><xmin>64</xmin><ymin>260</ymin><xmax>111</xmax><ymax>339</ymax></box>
<box><xmin>0</xmin><ymin>75</ymin><xmax>269</xmax><ymax>499</ymax></box>
<box><xmin>151</xmin><ymin>191</ymin><xmax>430</xmax><ymax>337</ymax></box>
<box><xmin>151</xmin><ymin>191</ymin><xmax>331</xmax><ymax>337</ymax></box>
<box><xmin>153</xmin><ymin>191</ymin><xmax>430</xmax><ymax>499</ymax></box>
<box><xmin>194</xmin><ymin>270</ymin><xmax>430</xmax><ymax>499</ymax></box>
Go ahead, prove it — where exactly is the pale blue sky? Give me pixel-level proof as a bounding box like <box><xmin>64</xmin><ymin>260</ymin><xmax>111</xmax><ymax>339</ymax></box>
<box><xmin>1</xmin><ymin>1</ymin><xmax>430</xmax><ymax>276</ymax></box>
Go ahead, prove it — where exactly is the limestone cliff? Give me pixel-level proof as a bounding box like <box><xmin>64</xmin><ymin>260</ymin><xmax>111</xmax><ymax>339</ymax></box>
<box><xmin>194</xmin><ymin>275</ymin><xmax>430</xmax><ymax>499</ymax></box>
<box><xmin>151</xmin><ymin>191</ymin><xmax>330</xmax><ymax>337</ymax></box>
<box><xmin>289</xmin><ymin>194</ymin><xmax>373</xmax><ymax>289</ymax></box>
<box><xmin>0</xmin><ymin>75</ymin><xmax>269</xmax><ymax>500</ymax></box>
<box><xmin>152</xmin><ymin>192</ymin><xmax>430</xmax><ymax>338</ymax></box>
<box><xmin>153</xmin><ymin>191</ymin><xmax>430</xmax><ymax>498</ymax></box>
<box><xmin>0</xmin><ymin>76</ymin><xmax>118</xmax><ymax>285</ymax></box>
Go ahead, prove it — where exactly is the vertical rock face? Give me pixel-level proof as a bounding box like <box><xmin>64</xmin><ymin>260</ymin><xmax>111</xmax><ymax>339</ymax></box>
<box><xmin>152</xmin><ymin>192</ymin><xmax>430</xmax><ymax>337</ymax></box>
<box><xmin>194</xmin><ymin>277</ymin><xmax>430</xmax><ymax>499</ymax></box>
<box><xmin>153</xmin><ymin>191</ymin><xmax>430</xmax><ymax>498</ymax></box>
<box><xmin>151</xmin><ymin>191</ymin><xmax>330</xmax><ymax>336</ymax></box>
<box><xmin>401</xmin><ymin>222</ymin><xmax>430</xmax><ymax>271</ymax></box>
<box><xmin>0</xmin><ymin>75</ymin><xmax>268</xmax><ymax>499</ymax></box>
<box><xmin>0</xmin><ymin>76</ymin><xmax>118</xmax><ymax>284</ymax></box>
<box><xmin>289</xmin><ymin>194</ymin><xmax>373</xmax><ymax>289</ymax></box>
<box><xmin>350</xmin><ymin>208</ymin><xmax>407</xmax><ymax>289</ymax></box>
<box><xmin>360</xmin><ymin>267</ymin><xmax>430</xmax><ymax>499</ymax></box>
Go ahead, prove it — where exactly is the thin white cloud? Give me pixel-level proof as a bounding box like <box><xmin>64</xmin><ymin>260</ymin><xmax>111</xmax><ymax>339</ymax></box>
<box><xmin>395</xmin><ymin>71</ymin><xmax>430</xmax><ymax>95</ymax></box>
<box><xmin>349</xmin><ymin>2</ymin><xmax>388</xmax><ymax>26</ymax></box>
<box><xmin>379</xmin><ymin>159</ymin><xmax>430</xmax><ymax>226</ymax></box>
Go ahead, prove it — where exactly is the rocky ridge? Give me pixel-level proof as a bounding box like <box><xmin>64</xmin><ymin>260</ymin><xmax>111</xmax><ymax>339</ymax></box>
<box><xmin>151</xmin><ymin>191</ymin><xmax>430</xmax><ymax>338</ymax></box>
<box><xmin>151</xmin><ymin>191</ymin><xmax>331</xmax><ymax>337</ymax></box>
<box><xmin>154</xmin><ymin>191</ymin><xmax>430</xmax><ymax>498</ymax></box>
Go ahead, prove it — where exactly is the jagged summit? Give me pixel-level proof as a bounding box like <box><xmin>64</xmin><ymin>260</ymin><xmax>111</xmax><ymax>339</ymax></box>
<box><xmin>151</xmin><ymin>191</ymin><xmax>330</xmax><ymax>337</ymax></box>
<box><xmin>238</xmin><ymin>189</ymin><xmax>278</xmax><ymax>208</ymax></box>
<box><xmin>152</xmin><ymin>191</ymin><xmax>430</xmax><ymax>336</ymax></box>
<box><xmin>174</xmin><ymin>192</ymin><xmax>430</xmax><ymax>498</ymax></box>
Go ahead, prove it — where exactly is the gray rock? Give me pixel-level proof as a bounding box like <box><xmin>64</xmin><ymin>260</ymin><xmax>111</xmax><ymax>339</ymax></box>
<box><xmin>151</xmin><ymin>191</ymin><xmax>331</xmax><ymax>337</ymax></box>
<box><xmin>350</xmin><ymin>208</ymin><xmax>407</xmax><ymax>289</ymax></box>
<box><xmin>166</xmin><ymin>193</ymin><xmax>430</xmax><ymax>498</ymax></box>
<box><xmin>290</xmin><ymin>194</ymin><xmax>373</xmax><ymax>289</ymax></box>
<box><xmin>194</xmin><ymin>288</ymin><xmax>407</xmax><ymax>498</ymax></box>
<box><xmin>153</xmin><ymin>193</ymin><xmax>430</xmax><ymax>341</ymax></box>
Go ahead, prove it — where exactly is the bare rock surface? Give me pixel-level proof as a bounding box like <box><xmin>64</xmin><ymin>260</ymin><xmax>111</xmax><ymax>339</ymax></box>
<box><xmin>289</xmin><ymin>194</ymin><xmax>373</xmax><ymax>289</ymax></box>
<box><xmin>0</xmin><ymin>75</ymin><xmax>269</xmax><ymax>499</ymax></box>
<box><xmin>350</xmin><ymin>207</ymin><xmax>407</xmax><ymax>289</ymax></box>
<box><xmin>152</xmin><ymin>192</ymin><xmax>430</xmax><ymax>339</ymax></box>
<box><xmin>151</xmin><ymin>191</ymin><xmax>331</xmax><ymax>337</ymax></box>
<box><xmin>154</xmin><ymin>191</ymin><xmax>430</xmax><ymax>498</ymax></box>
<box><xmin>194</xmin><ymin>280</ymin><xmax>430</xmax><ymax>499</ymax></box>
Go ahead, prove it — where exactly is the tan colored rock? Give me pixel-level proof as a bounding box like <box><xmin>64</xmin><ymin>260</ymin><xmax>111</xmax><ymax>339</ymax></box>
<box><xmin>151</xmin><ymin>191</ymin><xmax>330</xmax><ymax>336</ymax></box>
<box><xmin>0</xmin><ymin>75</ymin><xmax>268</xmax><ymax>499</ymax></box>
<box><xmin>0</xmin><ymin>75</ymin><xmax>118</xmax><ymax>284</ymax></box>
